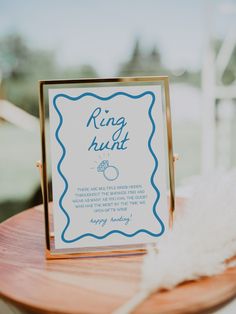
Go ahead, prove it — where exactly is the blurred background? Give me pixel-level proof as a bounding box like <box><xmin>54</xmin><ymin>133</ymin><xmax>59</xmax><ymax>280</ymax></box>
<box><xmin>0</xmin><ymin>0</ymin><xmax>236</xmax><ymax>221</ymax></box>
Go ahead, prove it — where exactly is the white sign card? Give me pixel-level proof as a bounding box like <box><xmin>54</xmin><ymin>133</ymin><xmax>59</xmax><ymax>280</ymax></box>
<box><xmin>45</xmin><ymin>79</ymin><xmax>173</xmax><ymax>252</ymax></box>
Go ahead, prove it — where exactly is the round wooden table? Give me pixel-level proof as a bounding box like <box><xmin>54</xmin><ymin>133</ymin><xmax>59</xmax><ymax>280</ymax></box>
<box><xmin>1</xmin><ymin>202</ymin><xmax>236</xmax><ymax>314</ymax></box>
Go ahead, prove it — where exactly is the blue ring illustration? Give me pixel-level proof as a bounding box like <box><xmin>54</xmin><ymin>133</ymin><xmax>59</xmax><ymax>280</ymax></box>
<box><xmin>97</xmin><ymin>160</ymin><xmax>119</xmax><ymax>181</ymax></box>
<box><xmin>103</xmin><ymin>165</ymin><xmax>119</xmax><ymax>181</ymax></box>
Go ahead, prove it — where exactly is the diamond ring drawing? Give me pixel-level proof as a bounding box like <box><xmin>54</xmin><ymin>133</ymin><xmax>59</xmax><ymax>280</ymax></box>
<box><xmin>97</xmin><ymin>160</ymin><xmax>119</xmax><ymax>181</ymax></box>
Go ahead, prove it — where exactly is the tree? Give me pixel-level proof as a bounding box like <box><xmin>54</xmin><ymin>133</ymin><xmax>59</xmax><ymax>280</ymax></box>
<box><xmin>0</xmin><ymin>33</ymin><xmax>98</xmax><ymax>117</ymax></box>
<box><xmin>0</xmin><ymin>34</ymin><xmax>31</xmax><ymax>79</ymax></box>
<box><xmin>118</xmin><ymin>39</ymin><xmax>166</xmax><ymax>76</ymax></box>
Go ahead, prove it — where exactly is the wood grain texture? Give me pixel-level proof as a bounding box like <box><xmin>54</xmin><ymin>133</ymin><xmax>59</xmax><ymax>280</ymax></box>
<box><xmin>0</xmin><ymin>200</ymin><xmax>236</xmax><ymax>314</ymax></box>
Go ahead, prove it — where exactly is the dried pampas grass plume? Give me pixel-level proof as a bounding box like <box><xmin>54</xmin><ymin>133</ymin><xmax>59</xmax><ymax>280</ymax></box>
<box><xmin>113</xmin><ymin>171</ymin><xmax>236</xmax><ymax>314</ymax></box>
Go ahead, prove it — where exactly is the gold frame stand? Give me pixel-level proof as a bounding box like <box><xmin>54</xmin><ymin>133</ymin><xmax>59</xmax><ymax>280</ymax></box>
<box><xmin>38</xmin><ymin>76</ymin><xmax>177</xmax><ymax>259</ymax></box>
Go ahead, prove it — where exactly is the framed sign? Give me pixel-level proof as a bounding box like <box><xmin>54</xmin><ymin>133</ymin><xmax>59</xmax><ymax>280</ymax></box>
<box><xmin>38</xmin><ymin>77</ymin><xmax>175</xmax><ymax>259</ymax></box>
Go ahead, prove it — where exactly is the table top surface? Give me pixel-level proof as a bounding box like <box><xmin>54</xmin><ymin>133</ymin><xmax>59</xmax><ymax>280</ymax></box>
<box><xmin>1</xmin><ymin>200</ymin><xmax>236</xmax><ymax>314</ymax></box>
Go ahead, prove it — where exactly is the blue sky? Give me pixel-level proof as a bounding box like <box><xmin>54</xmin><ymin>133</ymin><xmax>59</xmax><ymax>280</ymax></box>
<box><xmin>0</xmin><ymin>0</ymin><xmax>235</xmax><ymax>75</ymax></box>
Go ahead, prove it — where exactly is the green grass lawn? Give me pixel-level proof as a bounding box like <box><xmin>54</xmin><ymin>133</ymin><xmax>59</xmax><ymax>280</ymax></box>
<box><xmin>0</xmin><ymin>120</ymin><xmax>202</xmax><ymax>221</ymax></box>
<box><xmin>0</xmin><ymin>123</ymin><xmax>40</xmax><ymax>200</ymax></box>
<box><xmin>0</xmin><ymin>122</ymin><xmax>42</xmax><ymax>221</ymax></box>
<box><xmin>0</xmin><ymin>121</ymin><xmax>202</xmax><ymax>200</ymax></box>
<box><xmin>173</xmin><ymin>122</ymin><xmax>201</xmax><ymax>183</ymax></box>
<box><xmin>1</xmin><ymin>119</ymin><xmax>235</xmax><ymax>222</ymax></box>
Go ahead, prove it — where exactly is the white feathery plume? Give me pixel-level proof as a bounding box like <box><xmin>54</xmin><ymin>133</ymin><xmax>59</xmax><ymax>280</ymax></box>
<box><xmin>113</xmin><ymin>171</ymin><xmax>236</xmax><ymax>314</ymax></box>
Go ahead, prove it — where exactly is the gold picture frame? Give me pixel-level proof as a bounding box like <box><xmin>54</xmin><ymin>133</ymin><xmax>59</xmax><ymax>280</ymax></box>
<box><xmin>38</xmin><ymin>76</ymin><xmax>175</xmax><ymax>259</ymax></box>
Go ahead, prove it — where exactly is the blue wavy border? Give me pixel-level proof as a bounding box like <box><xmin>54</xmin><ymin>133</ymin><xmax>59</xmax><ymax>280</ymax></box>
<box><xmin>52</xmin><ymin>91</ymin><xmax>165</xmax><ymax>243</ymax></box>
